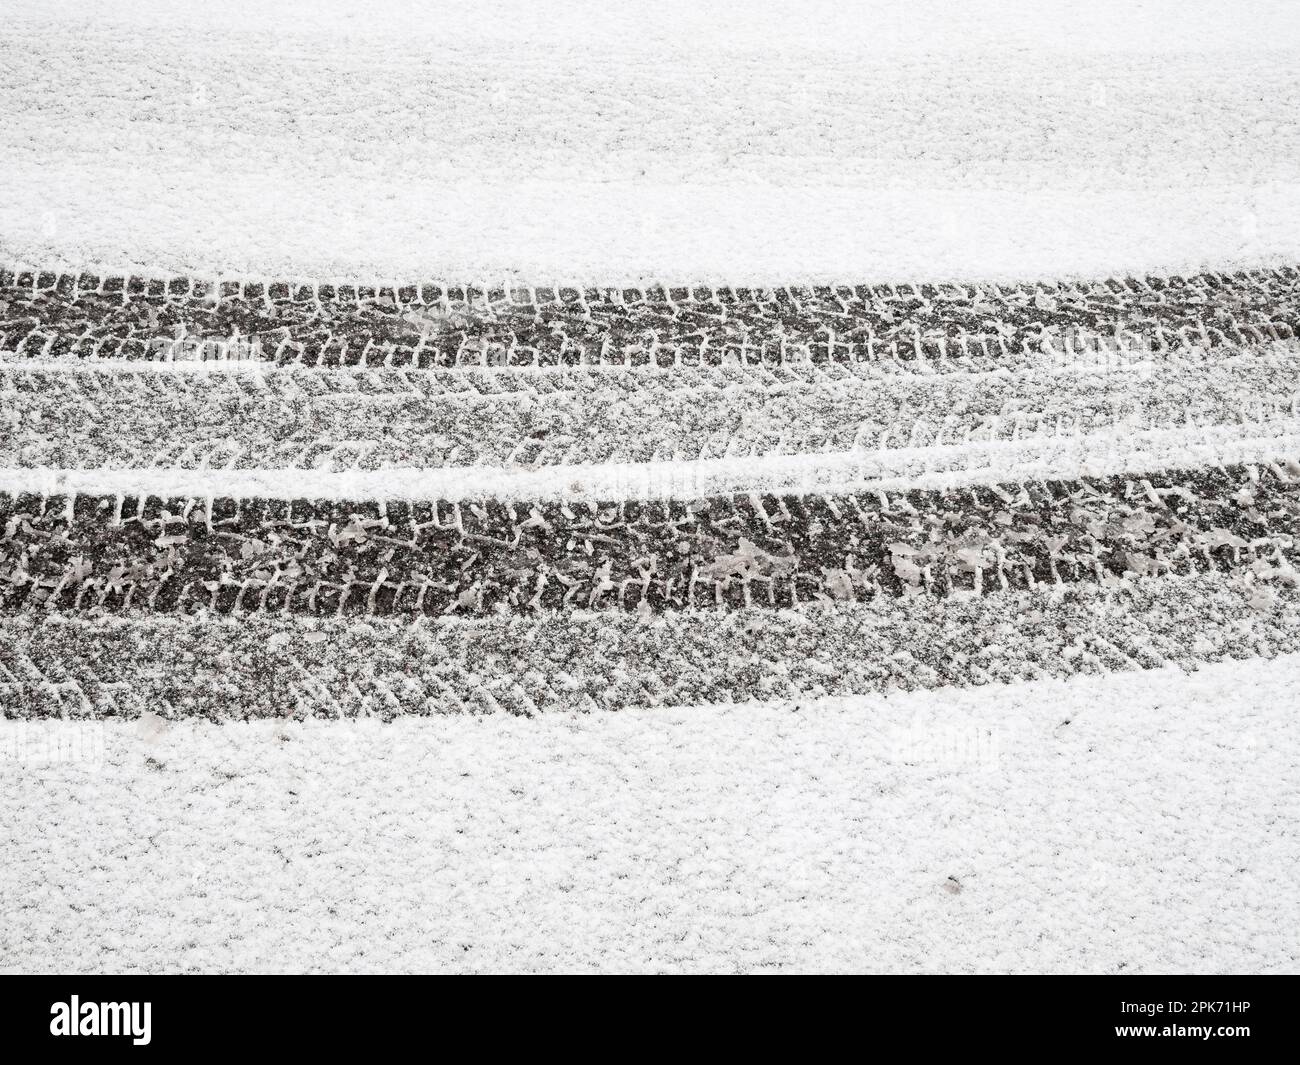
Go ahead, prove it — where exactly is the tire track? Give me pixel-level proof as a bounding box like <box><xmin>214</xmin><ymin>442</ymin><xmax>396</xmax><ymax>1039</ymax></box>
<box><xmin>3</xmin><ymin>460</ymin><xmax>1298</xmax><ymax>616</ymax></box>
<box><xmin>1</xmin><ymin>572</ymin><xmax>1295</xmax><ymax>718</ymax></box>
<box><xmin>4</xmin><ymin>266</ymin><xmax>1298</xmax><ymax>368</ymax></box>
<box><xmin>4</xmin><ymin>355</ymin><xmax>1298</xmax><ymax>473</ymax></box>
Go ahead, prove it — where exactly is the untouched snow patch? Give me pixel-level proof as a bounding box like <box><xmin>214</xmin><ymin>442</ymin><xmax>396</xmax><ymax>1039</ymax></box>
<box><xmin>3</xmin><ymin>654</ymin><xmax>1297</xmax><ymax>973</ymax></box>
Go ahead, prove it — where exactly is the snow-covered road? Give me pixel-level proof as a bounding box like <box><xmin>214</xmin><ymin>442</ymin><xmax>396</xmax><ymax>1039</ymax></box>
<box><xmin>2</xmin><ymin>0</ymin><xmax>1298</xmax><ymax>974</ymax></box>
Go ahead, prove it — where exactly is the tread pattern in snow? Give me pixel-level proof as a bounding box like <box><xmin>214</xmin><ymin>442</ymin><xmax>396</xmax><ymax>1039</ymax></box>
<box><xmin>3</xmin><ymin>461</ymin><xmax>1298</xmax><ymax>615</ymax></box>
<box><xmin>4</xmin><ymin>356</ymin><xmax>1299</xmax><ymax>472</ymax></box>
<box><xmin>3</xmin><ymin>266</ymin><xmax>1299</xmax><ymax>368</ymax></box>
<box><xmin>4</xmin><ymin>262</ymin><xmax>1300</xmax><ymax>715</ymax></box>
<box><xmin>1</xmin><ymin>573</ymin><xmax>1296</xmax><ymax>718</ymax></box>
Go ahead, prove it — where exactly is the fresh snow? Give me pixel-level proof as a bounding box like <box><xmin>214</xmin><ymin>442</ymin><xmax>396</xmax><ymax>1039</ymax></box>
<box><xmin>3</xmin><ymin>653</ymin><xmax>1297</xmax><ymax>973</ymax></box>
<box><xmin>2</xmin><ymin>1</ymin><xmax>1299</xmax><ymax>283</ymax></box>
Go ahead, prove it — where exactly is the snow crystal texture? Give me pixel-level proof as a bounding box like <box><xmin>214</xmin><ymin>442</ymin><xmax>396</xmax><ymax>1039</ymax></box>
<box><xmin>4</xmin><ymin>656</ymin><xmax>1298</xmax><ymax>973</ymax></box>
<box><xmin>2</xmin><ymin>1</ymin><xmax>1299</xmax><ymax>283</ymax></box>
